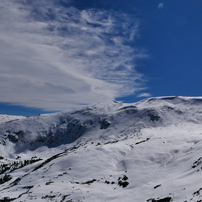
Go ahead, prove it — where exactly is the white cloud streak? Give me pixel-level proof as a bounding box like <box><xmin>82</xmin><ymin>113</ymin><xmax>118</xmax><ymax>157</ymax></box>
<box><xmin>0</xmin><ymin>0</ymin><xmax>148</xmax><ymax>111</ymax></box>
<box><xmin>137</xmin><ymin>93</ymin><xmax>151</xmax><ymax>98</ymax></box>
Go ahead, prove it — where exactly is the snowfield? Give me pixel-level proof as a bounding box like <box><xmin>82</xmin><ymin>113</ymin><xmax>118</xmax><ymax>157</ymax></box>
<box><xmin>1</xmin><ymin>96</ymin><xmax>202</xmax><ymax>201</ymax></box>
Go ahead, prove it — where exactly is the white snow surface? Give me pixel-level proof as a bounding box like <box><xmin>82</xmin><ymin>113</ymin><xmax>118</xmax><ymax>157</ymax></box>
<box><xmin>1</xmin><ymin>96</ymin><xmax>202</xmax><ymax>201</ymax></box>
<box><xmin>0</xmin><ymin>114</ymin><xmax>26</xmax><ymax>123</ymax></box>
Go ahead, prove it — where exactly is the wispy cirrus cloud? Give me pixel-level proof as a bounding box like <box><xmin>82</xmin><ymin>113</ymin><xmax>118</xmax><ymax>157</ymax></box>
<box><xmin>0</xmin><ymin>0</ymin><xmax>148</xmax><ymax>111</ymax></box>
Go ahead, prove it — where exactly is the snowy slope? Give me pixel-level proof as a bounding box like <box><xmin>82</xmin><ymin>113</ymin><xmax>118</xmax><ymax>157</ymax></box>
<box><xmin>0</xmin><ymin>114</ymin><xmax>27</xmax><ymax>123</ymax></box>
<box><xmin>1</xmin><ymin>96</ymin><xmax>202</xmax><ymax>201</ymax></box>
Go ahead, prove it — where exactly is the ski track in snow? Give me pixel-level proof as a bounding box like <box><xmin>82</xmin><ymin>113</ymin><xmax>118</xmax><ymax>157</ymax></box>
<box><xmin>0</xmin><ymin>96</ymin><xmax>202</xmax><ymax>201</ymax></box>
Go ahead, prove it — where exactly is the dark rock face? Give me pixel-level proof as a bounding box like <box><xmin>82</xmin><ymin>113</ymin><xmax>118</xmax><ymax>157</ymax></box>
<box><xmin>100</xmin><ymin>119</ymin><xmax>110</xmax><ymax>129</ymax></box>
<box><xmin>148</xmin><ymin>113</ymin><xmax>160</xmax><ymax>121</ymax></box>
<box><xmin>8</xmin><ymin>134</ymin><xmax>18</xmax><ymax>143</ymax></box>
<box><xmin>147</xmin><ymin>197</ymin><xmax>173</xmax><ymax>202</ymax></box>
<box><xmin>54</xmin><ymin>119</ymin><xmax>87</xmax><ymax>143</ymax></box>
<box><xmin>118</xmin><ymin>175</ymin><xmax>129</xmax><ymax>188</ymax></box>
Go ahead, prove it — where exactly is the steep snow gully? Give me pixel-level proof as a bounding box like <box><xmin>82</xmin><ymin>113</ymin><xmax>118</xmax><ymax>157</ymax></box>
<box><xmin>1</xmin><ymin>96</ymin><xmax>202</xmax><ymax>201</ymax></box>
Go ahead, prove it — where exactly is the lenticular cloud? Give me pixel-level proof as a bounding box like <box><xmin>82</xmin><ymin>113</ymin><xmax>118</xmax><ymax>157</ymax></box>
<box><xmin>0</xmin><ymin>1</ymin><xmax>147</xmax><ymax>111</ymax></box>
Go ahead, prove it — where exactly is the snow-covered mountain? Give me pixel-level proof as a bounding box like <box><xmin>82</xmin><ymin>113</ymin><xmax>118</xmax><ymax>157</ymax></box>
<box><xmin>1</xmin><ymin>96</ymin><xmax>202</xmax><ymax>201</ymax></box>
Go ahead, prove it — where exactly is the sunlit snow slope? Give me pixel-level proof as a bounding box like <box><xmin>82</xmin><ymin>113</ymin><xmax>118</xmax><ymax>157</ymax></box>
<box><xmin>1</xmin><ymin>96</ymin><xmax>202</xmax><ymax>201</ymax></box>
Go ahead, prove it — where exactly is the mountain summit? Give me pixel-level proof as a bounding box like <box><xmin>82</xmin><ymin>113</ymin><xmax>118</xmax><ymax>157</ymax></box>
<box><xmin>0</xmin><ymin>96</ymin><xmax>202</xmax><ymax>201</ymax></box>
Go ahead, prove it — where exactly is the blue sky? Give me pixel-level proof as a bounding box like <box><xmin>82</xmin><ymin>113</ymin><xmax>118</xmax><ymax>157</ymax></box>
<box><xmin>1</xmin><ymin>0</ymin><xmax>202</xmax><ymax>116</ymax></box>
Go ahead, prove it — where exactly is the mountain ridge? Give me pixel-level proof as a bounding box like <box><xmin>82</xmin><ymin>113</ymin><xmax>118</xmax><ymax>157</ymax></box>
<box><xmin>0</xmin><ymin>96</ymin><xmax>202</xmax><ymax>201</ymax></box>
<box><xmin>1</xmin><ymin>95</ymin><xmax>202</xmax><ymax>152</ymax></box>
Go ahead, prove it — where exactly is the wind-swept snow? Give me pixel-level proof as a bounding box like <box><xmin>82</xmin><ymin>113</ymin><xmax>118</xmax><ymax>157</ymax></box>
<box><xmin>1</xmin><ymin>96</ymin><xmax>202</xmax><ymax>201</ymax></box>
